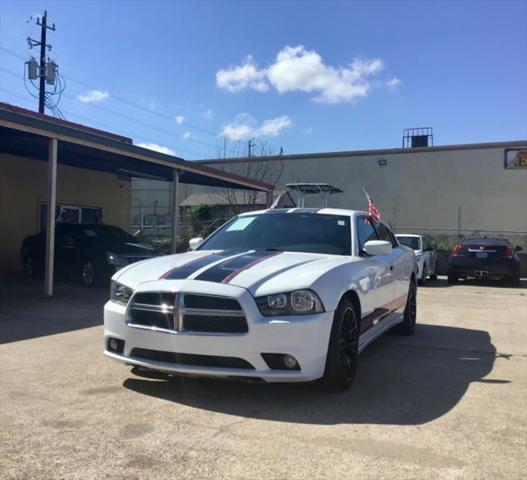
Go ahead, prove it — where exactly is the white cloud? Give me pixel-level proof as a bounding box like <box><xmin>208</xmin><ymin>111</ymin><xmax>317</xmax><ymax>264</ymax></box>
<box><xmin>175</xmin><ymin>115</ymin><xmax>185</xmax><ymax>125</ymax></box>
<box><xmin>216</xmin><ymin>45</ymin><xmax>397</xmax><ymax>104</ymax></box>
<box><xmin>182</xmin><ymin>132</ymin><xmax>191</xmax><ymax>140</ymax></box>
<box><xmin>387</xmin><ymin>77</ymin><xmax>401</xmax><ymax>89</ymax></box>
<box><xmin>202</xmin><ymin>109</ymin><xmax>213</xmax><ymax>120</ymax></box>
<box><xmin>257</xmin><ymin>116</ymin><xmax>292</xmax><ymax>137</ymax></box>
<box><xmin>216</xmin><ymin>55</ymin><xmax>269</xmax><ymax>93</ymax></box>
<box><xmin>221</xmin><ymin>113</ymin><xmax>292</xmax><ymax>141</ymax></box>
<box><xmin>137</xmin><ymin>143</ymin><xmax>175</xmax><ymax>155</ymax></box>
<box><xmin>77</xmin><ymin>90</ymin><xmax>110</xmax><ymax>103</ymax></box>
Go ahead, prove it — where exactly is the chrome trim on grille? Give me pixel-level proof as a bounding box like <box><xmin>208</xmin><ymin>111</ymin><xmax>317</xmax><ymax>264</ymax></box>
<box><xmin>126</xmin><ymin>291</ymin><xmax>247</xmax><ymax>334</ymax></box>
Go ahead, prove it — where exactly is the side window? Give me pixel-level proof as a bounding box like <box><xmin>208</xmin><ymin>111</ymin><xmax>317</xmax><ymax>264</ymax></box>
<box><xmin>356</xmin><ymin>216</ymin><xmax>378</xmax><ymax>253</ymax></box>
<box><xmin>387</xmin><ymin>226</ymin><xmax>399</xmax><ymax>247</ymax></box>
<box><xmin>423</xmin><ymin>238</ymin><xmax>429</xmax><ymax>251</ymax></box>
<box><xmin>375</xmin><ymin>223</ymin><xmax>397</xmax><ymax>247</ymax></box>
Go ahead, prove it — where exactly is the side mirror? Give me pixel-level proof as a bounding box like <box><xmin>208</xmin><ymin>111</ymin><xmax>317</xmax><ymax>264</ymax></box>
<box><xmin>363</xmin><ymin>240</ymin><xmax>392</xmax><ymax>256</ymax></box>
<box><xmin>515</xmin><ymin>246</ymin><xmax>523</xmax><ymax>252</ymax></box>
<box><xmin>188</xmin><ymin>237</ymin><xmax>203</xmax><ymax>251</ymax></box>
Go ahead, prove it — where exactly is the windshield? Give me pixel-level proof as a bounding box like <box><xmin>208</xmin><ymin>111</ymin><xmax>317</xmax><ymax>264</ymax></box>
<box><xmin>78</xmin><ymin>225</ymin><xmax>134</xmax><ymax>242</ymax></box>
<box><xmin>397</xmin><ymin>236</ymin><xmax>420</xmax><ymax>250</ymax></box>
<box><xmin>199</xmin><ymin>213</ymin><xmax>351</xmax><ymax>255</ymax></box>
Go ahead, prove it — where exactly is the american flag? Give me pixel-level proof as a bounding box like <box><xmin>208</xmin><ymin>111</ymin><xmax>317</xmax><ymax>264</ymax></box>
<box><xmin>362</xmin><ymin>186</ymin><xmax>381</xmax><ymax>223</ymax></box>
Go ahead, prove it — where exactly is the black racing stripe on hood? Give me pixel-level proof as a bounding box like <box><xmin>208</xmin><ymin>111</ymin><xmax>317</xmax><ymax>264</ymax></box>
<box><xmin>194</xmin><ymin>251</ymin><xmax>280</xmax><ymax>283</ymax></box>
<box><xmin>160</xmin><ymin>252</ymin><xmax>233</xmax><ymax>280</ymax></box>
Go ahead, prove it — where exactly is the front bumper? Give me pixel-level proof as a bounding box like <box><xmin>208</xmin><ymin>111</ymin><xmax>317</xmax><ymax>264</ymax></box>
<box><xmin>104</xmin><ymin>280</ymin><xmax>334</xmax><ymax>383</ymax></box>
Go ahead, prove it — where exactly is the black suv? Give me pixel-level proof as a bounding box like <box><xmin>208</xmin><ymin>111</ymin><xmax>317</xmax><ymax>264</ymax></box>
<box><xmin>21</xmin><ymin>224</ymin><xmax>159</xmax><ymax>286</ymax></box>
<box><xmin>448</xmin><ymin>238</ymin><xmax>522</xmax><ymax>286</ymax></box>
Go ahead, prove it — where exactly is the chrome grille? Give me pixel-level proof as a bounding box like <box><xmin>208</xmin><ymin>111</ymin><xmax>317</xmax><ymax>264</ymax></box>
<box><xmin>126</xmin><ymin>292</ymin><xmax>247</xmax><ymax>334</ymax></box>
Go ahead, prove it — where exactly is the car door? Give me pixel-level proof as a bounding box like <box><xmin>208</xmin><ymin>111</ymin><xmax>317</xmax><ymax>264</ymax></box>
<box><xmin>355</xmin><ymin>216</ymin><xmax>395</xmax><ymax>339</ymax></box>
<box><xmin>374</xmin><ymin>222</ymin><xmax>407</xmax><ymax>310</ymax></box>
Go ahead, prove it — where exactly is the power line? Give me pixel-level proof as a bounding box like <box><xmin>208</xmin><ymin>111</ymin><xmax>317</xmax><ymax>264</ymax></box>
<box><xmin>1</xmin><ymin>46</ymin><xmax>219</xmax><ymax>141</ymax></box>
<box><xmin>0</xmin><ymin>85</ymin><xmax>209</xmax><ymax>159</ymax></box>
<box><xmin>0</xmin><ymin>66</ymin><xmax>217</xmax><ymax>155</ymax></box>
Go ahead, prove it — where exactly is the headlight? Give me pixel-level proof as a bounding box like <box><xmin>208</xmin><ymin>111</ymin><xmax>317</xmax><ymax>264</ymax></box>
<box><xmin>106</xmin><ymin>251</ymin><xmax>127</xmax><ymax>267</ymax></box>
<box><xmin>110</xmin><ymin>281</ymin><xmax>134</xmax><ymax>305</ymax></box>
<box><xmin>255</xmin><ymin>289</ymin><xmax>324</xmax><ymax>316</ymax></box>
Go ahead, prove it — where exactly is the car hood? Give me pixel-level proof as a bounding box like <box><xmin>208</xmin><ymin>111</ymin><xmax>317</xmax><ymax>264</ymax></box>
<box><xmin>114</xmin><ymin>249</ymin><xmax>351</xmax><ymax>296</ymax></box>
<box><xmin>101</xmin><ymin>241</ymin><xmax>157</xmax><ymax>256</ymax></box>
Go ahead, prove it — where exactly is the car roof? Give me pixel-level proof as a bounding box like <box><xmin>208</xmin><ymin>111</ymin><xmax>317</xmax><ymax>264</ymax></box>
<box><xmin>239</xmin><ymin>207</ymin><xmax>366</xmax><ymax>218</ymax></box>
<box><xmin>461</xmin><ymin>237</ymin><xmax>511</xmax><ymax>245</ymax></box>
<box><xmin>395</xmin><ymin>233</ymin><xmax>422</xmax><ymax>238</ymax></box>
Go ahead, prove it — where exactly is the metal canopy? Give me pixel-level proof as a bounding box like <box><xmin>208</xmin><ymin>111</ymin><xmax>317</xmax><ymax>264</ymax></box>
<box><xmin>286</xmin><ymin>183</ymin><xmax>343</xmax><ymax>208</ymax></box>
<box><xmin>0</xmin><ymin>104</ymin><xmax>274</xmax><ymax>191</ymax></box>
<box><xmin>0</xmin><ymin>102</ymin><xmax>274</xmax><ymax>296</ymax></box>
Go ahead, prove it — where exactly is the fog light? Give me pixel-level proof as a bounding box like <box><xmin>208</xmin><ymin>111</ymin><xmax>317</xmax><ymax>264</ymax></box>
<box><xmin>283</xmin><ymin>354</ymin><xmax>298</xmax><ymax>369</ymax></box>
<box><xmin>107</xmin><ymin>337</ymin><xmax>124</xmax><ymax>354</ymax></box>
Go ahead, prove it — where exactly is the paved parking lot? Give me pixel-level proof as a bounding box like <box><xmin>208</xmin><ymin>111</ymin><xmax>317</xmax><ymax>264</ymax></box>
<box><xmin>1</xmin><ymin>278</ymin><xmax>526</xmax><ymax>480</ymax></box>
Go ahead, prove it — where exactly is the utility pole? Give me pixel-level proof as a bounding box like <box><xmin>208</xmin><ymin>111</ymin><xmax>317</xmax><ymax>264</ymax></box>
<box><xmin>27</xmin><ymin>11</ymin><xmax>56</xmax><ymax>114</ymax></box>
<box><xmin>247</xmin><ymin>138</ymin><xmax>255</xmax><ymax>157</ymax></box>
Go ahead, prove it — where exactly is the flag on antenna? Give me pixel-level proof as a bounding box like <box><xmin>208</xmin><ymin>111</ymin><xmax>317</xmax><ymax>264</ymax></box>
<box><xmin>362</xmin><ymin>186</ymin><xmax>381</xmax><ymax>223</ymax></box>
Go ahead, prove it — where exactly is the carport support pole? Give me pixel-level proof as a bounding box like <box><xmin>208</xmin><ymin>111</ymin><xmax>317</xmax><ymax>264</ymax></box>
<box><xmin>170</xmin><ymin>169</ymin><xmax>180</xmax><ymax>254</ymax></box>
<box><xmin>44</xmin><ymin>138</ymin><xmax>58</xmax><ymax>296</ymax></box>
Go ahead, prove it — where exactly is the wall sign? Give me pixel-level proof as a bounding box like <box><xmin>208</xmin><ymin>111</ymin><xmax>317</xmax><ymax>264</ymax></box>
<box><xmin>505</xmin><ymin>149</ymin><xmax>527</xmax><ymax>169</ymax></box>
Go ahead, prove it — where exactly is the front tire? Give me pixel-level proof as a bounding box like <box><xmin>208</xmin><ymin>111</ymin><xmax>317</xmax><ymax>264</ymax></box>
<box><xmin>80</xmin><ymin>260</ymin><xmax>98</xmax><ymax>287</ymax></box>
<box><xmin>322</xmin><ymin>298</ymin><xmax>359</xmax><ymax>392</ymax></box>
<box><xmin>395</xmin><ymin>279</ymin><xmax>417</xmax><ymax>335</ymax></box>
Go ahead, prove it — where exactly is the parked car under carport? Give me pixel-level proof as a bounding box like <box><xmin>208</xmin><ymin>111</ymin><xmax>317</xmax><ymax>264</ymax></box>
<box><xmin>21</xmin><ymin>224</ymin><xmax>159</xmax><ymax>286</ymax></box>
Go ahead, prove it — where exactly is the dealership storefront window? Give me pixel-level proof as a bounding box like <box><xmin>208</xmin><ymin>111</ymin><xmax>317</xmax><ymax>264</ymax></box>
<box><xmin>39</xmin><ymin>203</ymin><xmax>102</xmax><ymax>230</ymax></box>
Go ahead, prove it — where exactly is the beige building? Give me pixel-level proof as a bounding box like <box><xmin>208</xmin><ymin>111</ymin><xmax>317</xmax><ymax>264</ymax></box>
<box><xmin>181</xmin><ymin>140</ymin><xmax>527</xmax><ymax>249</ymax></box>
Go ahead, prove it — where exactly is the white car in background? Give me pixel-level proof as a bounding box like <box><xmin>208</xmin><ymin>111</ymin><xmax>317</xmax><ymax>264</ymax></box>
<box><xmin>104</xmin><ymin>208</ymin><xmax>417</xmax><ymax>391</ymax></box>
<box><xmin>396</xmin><ymin>234</ymin><xmax>438</xmax><ymax>285</ymax></box>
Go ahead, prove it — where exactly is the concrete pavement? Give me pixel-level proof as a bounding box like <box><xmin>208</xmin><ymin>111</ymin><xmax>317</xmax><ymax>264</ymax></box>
<box><xmin>0</xmin><ymin>278</ymin><xmax>526</xmax><ymax>479</ymax></box>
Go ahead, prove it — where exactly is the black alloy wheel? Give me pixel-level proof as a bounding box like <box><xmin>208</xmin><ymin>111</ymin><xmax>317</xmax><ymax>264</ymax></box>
<box><xmin>81</xmin><ymin>260</ymin><xmax>97</xmax><ymax>287</ymax></box>
<box><xmin>322</xmin><ymin>298</ymin><xmax>359</xmax><ymax>392</ymax></box>
<box><xmin>22</xmin><ymin>254</ymin><xmax>34</xmax><ymax>278</ymax></box>
<box><xmin>396</xmin><ymin>280</ymin><xmax>417</xmax><ymax>335</ymax></box>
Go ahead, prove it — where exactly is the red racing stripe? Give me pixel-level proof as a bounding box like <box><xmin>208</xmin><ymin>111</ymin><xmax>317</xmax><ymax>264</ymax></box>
<box><xmin>222</xmin><ymin>251</ymin><xmax>282</xmax><ymax>284</ymax></box>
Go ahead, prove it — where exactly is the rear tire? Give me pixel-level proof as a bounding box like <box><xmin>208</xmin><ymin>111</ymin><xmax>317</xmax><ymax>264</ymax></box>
<box><xmin>322</xmin><ymin>298</ymin><xmax>359</xmax><ymax>392</ymax></box>
<box><xmin>447</xmin><ymin>272</ymin><xmax>459</xmax><ymax>284</ymax></box>
<box><xmin>507</xmin><ymin>275</ymin><xmax>520</xmax><ymax>287</ymax></box>
<box><xmin>395</xmin><ymin>280</ymin><xmax>417</xmax><ymax>335</ymax></box>
<box><xmin>22</xmin><ymin>252</ymin><xmax>36</xmax><ymax>278</ymax></box>
<box><xmin>418</xmin><ymin>264</ymin><xmax>427</xmax><ymax>286</ymax></box>
<box><xmin>430</xmin><ymin>262</ymin><xmax>438</xmax><ymax>281</ymax></box>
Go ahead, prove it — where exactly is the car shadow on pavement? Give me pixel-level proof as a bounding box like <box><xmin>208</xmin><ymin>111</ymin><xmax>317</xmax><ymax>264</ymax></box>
<box><xmin>123</xmin><ymin>324</ymin><xmax>503</xmax><ymax>425</ymax></box>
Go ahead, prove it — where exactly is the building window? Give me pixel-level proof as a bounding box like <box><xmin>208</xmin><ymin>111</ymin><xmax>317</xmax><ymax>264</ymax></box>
<box><xmin>39</xmin><ymin>203</ymin><xmax>102</xmax><ymax>230</ymax></box>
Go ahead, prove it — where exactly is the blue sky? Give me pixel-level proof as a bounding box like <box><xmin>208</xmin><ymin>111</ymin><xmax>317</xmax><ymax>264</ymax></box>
<box><xmin>1</xmin><ymin>0</ymin><xmax>526</xmax><ymax>159</ymax></box>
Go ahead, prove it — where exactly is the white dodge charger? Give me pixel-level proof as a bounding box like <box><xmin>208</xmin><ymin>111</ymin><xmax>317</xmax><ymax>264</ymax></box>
<box><xmin>104</xmin><ymin>208</ymin><xmax>417</xmax><ymax>391</ymax></box>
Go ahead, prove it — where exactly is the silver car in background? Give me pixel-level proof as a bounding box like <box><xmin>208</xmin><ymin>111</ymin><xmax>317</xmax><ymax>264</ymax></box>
<box><xmin>396</xmin><ymin>234</ymin><xmax>438</xmax><ymax>285</ymax></box>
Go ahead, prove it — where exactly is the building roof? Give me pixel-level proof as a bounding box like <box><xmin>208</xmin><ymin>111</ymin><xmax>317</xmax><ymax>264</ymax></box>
<box><xmin>180</xmin><ymin>191</ymin><xmax>268</xmax><ymax>207</ymax></box>
<box><xmin>0</xmin><ymin>102</ymin><xmax>273</xmax><ymax>192</ymax></box>
<box><xmin>194</xmin><ymin>140</ymin><xmax>527</xmax><ymax>165</ymax></box>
